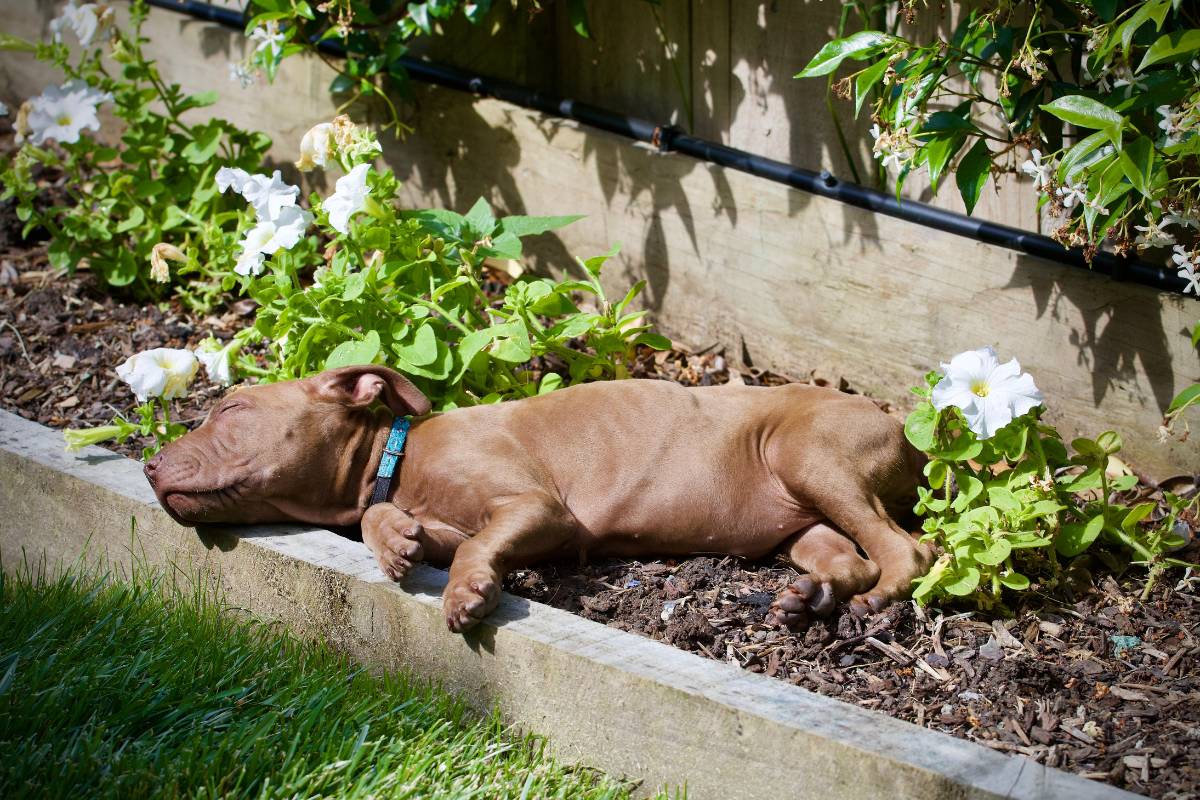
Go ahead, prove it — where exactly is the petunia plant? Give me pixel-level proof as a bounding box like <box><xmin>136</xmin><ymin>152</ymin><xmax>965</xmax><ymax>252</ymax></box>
<box><xmin>0</xmin><ymin>0</ymin><xmax>270</xmax><ymax>306</ymax></box>
<box><xmin>198</xmin><ymin>116</ymin><xmax>669</xmax><ymax>410</ymax></box>
<box><xmin>906</xmin><ymin>346</ymin><xmax>1196</xmax><ymax>608</ymax></box>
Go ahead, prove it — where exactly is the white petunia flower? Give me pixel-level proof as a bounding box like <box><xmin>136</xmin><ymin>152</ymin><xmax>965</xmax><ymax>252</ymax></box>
<box><xmin>323</xmin><ymin>163</ymin><xmax>371</xmax><ymax>234</ymax></box>
<box><xmin>195</xmin><ymin>338</ymin><xmax>238</xmax><ymax>385</ymax></box>
<box><xmin>25</xmin><ymin>80</ymin><xmax>110</xmax><ymax>145</ymax></box>
<box><xmin>50</xmin><ymin>1</ymin><xmax>102</xmax><ymax>46</ymax></box>
<box><xmin>237</xmin><ymin>205</ymin><xmax>312</xmax><ymax>263</ymax></box>
<box><xmin>931</xmin><ymin>346</ymin><xmax>1043</xmax><ymax>440</ymax></box>
<box><xmin>216</xmin><ymin>167</ymin><xmax>299</xmax><ymax>222</ymax></box>
<box><xmin>1134</xmin><ymin>219</ymin><xmax>1175</xmax><ymax>249</ymax></box>
<box><xmin>1020</xmin><ymin>148</ymin><xmax>1052</xmax><ymax>190</ymax></box>
<box><xmin>240</xmin><ymin>170</ymin><xmax>300</xmax><ymax>221</ymax></box>
<box><xmin>234</xmin><ymin>249</ymin><xmax>265</xmax><ymax>277</ymax></box>
<box><xmin>1172</xmin><ymin>246</ymin><xmax>1200</xmax><ymax>295</ymax></box>
<box><xmin>116</xmin><ymin>348</ymin><xmax>199</xmax><ymax>402</ymax></box>
<box><xmin>296</xmin><ymin>122</ymin><xmax>334</xmax><ymax>171</ymax></box>
<box><xmin>249</xmin><ymin>20</ymin><xmax>285</xmax><ymax>57</ymax></box>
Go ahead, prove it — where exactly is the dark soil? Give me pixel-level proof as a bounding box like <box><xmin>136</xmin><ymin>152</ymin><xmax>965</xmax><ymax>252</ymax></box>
<box><xmin>1</xmin><ymin>160</ymin><xmax>1198</xmax><ymax>800</ymax></box>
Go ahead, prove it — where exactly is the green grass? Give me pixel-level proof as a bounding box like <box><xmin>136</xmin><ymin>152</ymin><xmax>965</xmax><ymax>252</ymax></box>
<box><xmin>0</xmin><ymin>563</ymin><xmax>670</xmax><ymax>799</ymax></box>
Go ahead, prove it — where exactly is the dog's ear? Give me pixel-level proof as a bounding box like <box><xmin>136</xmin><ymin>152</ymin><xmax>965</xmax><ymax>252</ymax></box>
<box><xmin>309</xmin><ymin>365</ymin><xmax>432</xmax><ymax>417</ymax></box>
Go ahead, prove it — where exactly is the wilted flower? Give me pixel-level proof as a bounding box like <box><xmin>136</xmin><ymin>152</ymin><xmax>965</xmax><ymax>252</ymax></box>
<box><xmin>149</xmin><ymin>242</ymin><xmax>185</xmax><ymax>283</ymax></box>
<box><xmin>931</xmin><ymin>346</ymin><xmax>1043</xmax><ymax>439</ymax></box>
<box><xmin>236</xmin><ymin>205</ymin><xmax>313</xmax><ymax>275</ymax></box>
<box><xmin>13</xmin><ymin>100</ymin><xmax>31</xmax><ymax>144</ymax></box>
<box><xmin>324</xmin><ymin>163</ymin><xmax>371</xmax><ymax>233</ymax></box>
<box><xmin>869</xmin><ymin>123</ymin><xmax>916</xmax><ymax>172</ymax></box>
<box><xmin>1133</xmin><ymin>219</ymin><xmax>1175</xmax><ymax>249</ymax></box>
<box><xmin>195</xmin><ymin>338</ymin><xmax>238</xmax><ymax>385</ymax></box>
<box><xmin>330</xmin><ymin>114</ymin><xmax>381</xmax><ymax>163</ymax></box>
<box><xmin>248</xmin><ymin>20</ymin><xmax>285</xmax><ymax>57</ymax></box>
<box><xmin>296</xmin><ymin>122</ymin><xmax>334</xmax><ymax>171</ymax></box>
<box><xmin>116</xmin><ymin>348</ymin><xmax>198</xmax><ymax>402</ymax></box>
<box><xmin>1020</xmin><ymin>148</ymin><xmax>1052</xmax><ymax>190</ymax></box>
<box><xmin>1172</xmin><ymin>246</ymin><xmax>1200</xmax><ymax>296</ymax></box>
<box><xmin>25</xmin><ymin>80</ymin><xmax>110</xmax><ymax>145</ymax></box>
<box><xmin>50</xmin><ymin>1</ymin><xmax>106</xmax><ymax>46</ymax></box>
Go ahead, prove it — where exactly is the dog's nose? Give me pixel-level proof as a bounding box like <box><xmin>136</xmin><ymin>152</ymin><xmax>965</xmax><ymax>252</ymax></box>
<box><xmin>143</xmin><ymin>453</ymin><xmax>162</xmax><ymax>485</ymax></box>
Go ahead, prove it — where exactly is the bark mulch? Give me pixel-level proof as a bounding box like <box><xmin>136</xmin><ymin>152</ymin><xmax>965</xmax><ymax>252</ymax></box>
<box><xmin>2</xmin><ymin>195</ymin><xmax>1198</xmax><ymax>800</ymax></box>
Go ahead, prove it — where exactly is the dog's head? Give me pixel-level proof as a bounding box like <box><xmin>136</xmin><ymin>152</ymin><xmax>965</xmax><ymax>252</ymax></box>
<box><xmin>144</xmin><ymin>365</ymin><xmax>430</xmax><ymax>527</ymax></box>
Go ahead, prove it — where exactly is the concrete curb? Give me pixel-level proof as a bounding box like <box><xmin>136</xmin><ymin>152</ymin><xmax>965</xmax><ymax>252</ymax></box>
<box><xmin>0</xmin><ymin>410</ymin><xmax>1137</xmax><ymax>799</ymax></box>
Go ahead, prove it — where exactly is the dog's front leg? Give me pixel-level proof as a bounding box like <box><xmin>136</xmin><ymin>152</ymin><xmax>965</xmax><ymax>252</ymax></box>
<box><xmin>443</xmin><ymin>490</ymin><xmax>576</xmax><ymax>633</ymax></box>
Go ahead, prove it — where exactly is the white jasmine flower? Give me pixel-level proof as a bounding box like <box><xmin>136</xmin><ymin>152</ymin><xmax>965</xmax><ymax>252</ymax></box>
<box><xmin>1110</xmin><ymin>64</ymin><xmax>1146</xmax><ymax>93</ymax></box>
<box><xmin>296</xmin><ymin>122</ymin><xmax>334</xmax><ymax>171</ymax></box>
<box><xmin>1163</xmin><ymin>211</ymin><xmax>1200</xmax><ymax>230</ymax></box>
<box><xmin>1134</xmin><ymin>219</ymin><xmax>1175</xmax><ymax>249</ymax></box>
<box><xmin>50</xmin><ymin>1</ymin><xmax>102</xmax><ymax>46</ymax></box>
<box><xmin>1020</xmin><ymin>148</ymin><xmax>1052</xmax><ymax>189</ymax></box>
<box><xmin>1172</xmin><ymin>246</ymin><xmax>1200</xmax><ymax>295</ymax></box>
<box><xmin>238</xmin><ymin>205</ymin><xmax>313</xmax><ymax>261</ymax></box>
<box><xmin>931</xmin><ymin>346</ymin><xmax>1044</xmax><ymax>440</ymax></box>
<box><xmin>26</xmin><ymin>80</ymin><xmax>110</xmax><ymax>145</ymax></box>
<box><xmin>116</xmin><ymin>348</ymin><xmax>198</xmax><ymax>402</ymax></box>
<box><xmin>149</xmin><ymin>242</ymin><xmax>185</xmax><ymax>283</ymax></box>
<box><xmin>249</xmin><ymin>20</ymin><xmax>284</xmax><ymax>58</ymax></box>
<box><xmin>195</xmin><ymin>338</ymin><xmax>238</xmax><ymax>385</ymax></box>
<box><xmin>1056</xmin><ymin>181</ymin><xmax>1088</xmax><ymax>209</ymax></box>
<box><xmin>227</xmin><ymin>61</ymin><xmax>255</xmax><ymax>89</ymax></box>
<box><xmin>323</xmin><ymin>163</ymin><xmax>371</xmax><ymax>234</ymax></box>
<box><xmin>1158</xmin><ymin>105</ymin><xmax>1185</xmax><ymax>145</ymax></box>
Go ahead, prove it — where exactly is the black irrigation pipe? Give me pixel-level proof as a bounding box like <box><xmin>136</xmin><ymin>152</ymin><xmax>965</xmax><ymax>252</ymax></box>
<box><xmin>150</xmin><ymin>0</ymin><xmax>1193</xmax><ymax>296</ymax></box>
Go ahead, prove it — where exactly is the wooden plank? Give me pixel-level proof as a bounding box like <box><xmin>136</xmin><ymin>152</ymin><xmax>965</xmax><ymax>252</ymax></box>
<box><xmin>689</xmin><ymin>0</ymin><xmax>731</xmax><ymax>143</ymax></box>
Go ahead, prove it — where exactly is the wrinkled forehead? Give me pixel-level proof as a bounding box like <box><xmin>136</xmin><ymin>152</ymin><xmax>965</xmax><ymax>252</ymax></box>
<box><xmin>211</xmin><ymin>378</ymin><xmax>312</xmax><ymax>415</ymax></box>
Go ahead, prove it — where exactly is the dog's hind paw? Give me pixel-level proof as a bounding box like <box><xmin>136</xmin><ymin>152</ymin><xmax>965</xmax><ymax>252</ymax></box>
<box><xmin>362</xmin><ymin>504</ymin><xmax>425</xmax><ymax>581</ymax></box>
<box><xmin>766</xmin><ymin>576</ymin><xmax>836</xmax><ymax>630</ymax></box>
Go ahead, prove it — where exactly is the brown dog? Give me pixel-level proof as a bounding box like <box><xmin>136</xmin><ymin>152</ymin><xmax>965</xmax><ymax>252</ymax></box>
<box><xmin>145</xmin><ymin>365</ymin><xmax>932</xmax><ymax>632</ymax></box>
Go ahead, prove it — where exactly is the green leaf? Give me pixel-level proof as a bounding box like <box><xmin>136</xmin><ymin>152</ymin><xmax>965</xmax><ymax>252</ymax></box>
<box><xmin>342</xmin><ymin>272</ymin><xmax>367</xmax><ymax>301</ymax></box>
<box><xmin>394</xmin><ymin>323</ymin><xmax>438</xmax><ymax>367</ymax></box>
<box><xmin>854</xmin><ymin>58</ymin><xmax>890</xmax><ymax>118</ymax></box>
<box><xmin>1121</xmin><ymin>503</ymin><xmax>1155</xmax><ymax>534</ymax></box>
<box><xmin>1116</xmin><ymin>0</ymin><xmax>1170</xmax><ymax>54</ymax></box>
<box><xmin>360</xmin><ymin>226</ymin><xmax>390</xmax><ymax>251</ymax></box>
<box><xmin>1056</xmin><ymin>514</ymin><xmax>1104</xmax><ymax>557</ymax></box>
<box><xmin>987</xmin><ymin>487</ymin><xmax>1021</xmax><ymax>513</ymax></box>
<box><xmin>538</xmin><ymin>372</ymin><xmax>564</xmax><ymax>394</ymax></box>
<box><xmin>1059</xmin><ymin>131</ymin><xmax>1111</xmax><ymax>182</ymax></box>
<box><xmin>1167</xmin><ymin>384</ymin><xmax>1200</xmax><ymax>415</ymax></box>
<box><xmin>482</xmin><ymin>231</ymin><xmax>523</xmax><ymax>260</ymax></box>
<box><xmin>956</xmin><ymin>138</ymin><xmax>992</xmax><ymax>215</ymax></box>
<box><xmin>489</xmin><ymin>319</ymin><xmax>532</xmax><ymax>363</ymax></box>
<box><xmin>463</xmin><ymin>197</ymin><xmax>496</xmax><ymax>236</ymax></box>
<box><xmin>180</xmin><ymin>125</ymin><xmax>222</xmax><ymax>164</ymax></box>
<box><xmin>1040</xmin><ymin>95</ymin><xmax>1124</xmax><ymax>147</ymax></box>
<box><xmin>579</xmin><ymin>244</ymin><xmax>620</xmax><ymax>277</ymax></box>
<box><xmin>1072</xmin><ymin>437</ymin><xmax>1105</xmax><ymax>461</ymax></box>
<box><xmin>924</xmin><ymin>459</ymin><xmax>948</xmax><ymax>490</ymax></box>
<box><xmin>567</xmin><ymin>0</ymin><xmax>590</xmax><ymax>38</ymax></box>
<box><xmin>795</xmin><ymin>31</ymin><xmax>899</xmax><ymax>78</ymax></box>
<box><xmin>975</xmin><ymin>538</ymin><xmax>1012</xmax><ymax>566</ymax></box>
<box><xmin>904</xmin><ymin>402</ymin><xmax>939</xmax><ymax>451</ymax></box>
<box><xmin>944</xmin><ymin>566</ymin><xmax>981</xmax><ymax>596</ymax></box>
<box><xmin>634</xmin><ymin>332</ymin><xmax>671</xmax><ymax>350</ymax></box>
<box><xmin>325</xmin><ymin>330</ymin><xmax>380</xmax><ymax>369</ymax></box>
<box><xmin>498</xmin><ymin>214</ymin><xmax>584</xmax><ymax>238</ymax></box>
<box><xmin>115</xmin><ymin>205</ymin><xmax>145</xmax><ymax>234</ymax></box>
<box><xmin>999</xmin><ymin>571</ymin><xmax>1030</xmax><ymax>590</ymax></box>
<box><xmin>1138</xmin><ymin>29</ymin><xmax>1200</xmax><ymax>72</ymax></box>
<box><xmin>1116</xmin><ymin>136</ymin><xmax>1155</xmax><ymax>199</ymax></box>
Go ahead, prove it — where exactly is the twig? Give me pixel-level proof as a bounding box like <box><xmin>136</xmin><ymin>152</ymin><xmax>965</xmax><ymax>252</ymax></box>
<box><xmin>0</xmin><ymin>320</ymin><xmax>35</xmax><ymax>367</ymax></box>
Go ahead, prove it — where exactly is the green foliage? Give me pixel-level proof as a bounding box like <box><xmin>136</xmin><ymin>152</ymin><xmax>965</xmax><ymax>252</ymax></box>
<box><xmin>0</xmin><ymin>564</ymin><xmax>666</xmax><ymax>798</ymax></box>
<box><xmin>0</xmin><ymin>0</ymin><xmax>270</xmax><ymax>307</ymax></box>
<box><xmin>64</xmin><ymin>398</ymin><xmax>187</xmax><ymax>459</ymax></box>
<box><xmin>905</xmin><ymin>373</ymin><xmax>1196</xmax><ymax>609</ymax></box>
<box><xmin>798</xmin><ymin>0</ymin><xmax>1200</xmax><ymax>459</ymax></box>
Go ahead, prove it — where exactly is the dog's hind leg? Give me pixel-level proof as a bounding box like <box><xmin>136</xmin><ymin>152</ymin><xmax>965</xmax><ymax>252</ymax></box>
<box><xmin>767</xmin><ymin>522</ymin><xmax>881</xmax><ymax>629</ymax></box>
<box><xmin>442</xmin><ymin>490</ymin><xmax>577</xmax><ymax>633</ymax></box>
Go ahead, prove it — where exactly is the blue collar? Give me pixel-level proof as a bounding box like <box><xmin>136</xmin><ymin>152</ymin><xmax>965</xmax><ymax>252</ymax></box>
<box><xmin>369</xmin><ymin>416</ymin><xmax>410</xmax><ymax>506</ymax></box>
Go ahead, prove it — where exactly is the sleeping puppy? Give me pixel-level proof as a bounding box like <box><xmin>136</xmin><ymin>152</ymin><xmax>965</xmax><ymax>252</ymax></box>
<box><xmin>145</xmin><ymin>366</ymin><xmax>930</xmax><ymax>632</ymax></box>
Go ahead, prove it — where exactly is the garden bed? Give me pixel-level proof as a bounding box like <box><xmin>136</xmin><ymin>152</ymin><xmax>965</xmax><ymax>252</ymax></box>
<box><xmin>2</xmin><ymin>211</ymin><xmax>1198</xmax><ymax>799</ymax></box>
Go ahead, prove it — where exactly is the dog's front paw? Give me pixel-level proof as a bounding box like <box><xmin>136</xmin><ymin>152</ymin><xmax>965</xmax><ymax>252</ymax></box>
<box><xmin>766</xmin><ymin>576</ymin><xmax>836</xmax><ymax>630</ymax></box>
<box><xmin>443</xmin><ymin>572</ymin><xmax>500</xmax><ymax>633</ymax></box>
<box><xmin>362</xmin><ymin>504</ymin><xmax>425</xmax><ymax>581</ymax></box>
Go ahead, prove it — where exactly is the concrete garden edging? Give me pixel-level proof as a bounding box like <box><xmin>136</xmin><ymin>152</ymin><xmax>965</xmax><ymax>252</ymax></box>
<box><xmin>0</xmin><ymin>409</ymin><xmax>1137</xmax><ymax>800</ymax></box>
